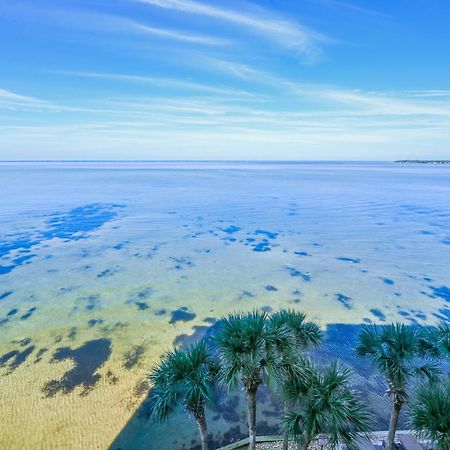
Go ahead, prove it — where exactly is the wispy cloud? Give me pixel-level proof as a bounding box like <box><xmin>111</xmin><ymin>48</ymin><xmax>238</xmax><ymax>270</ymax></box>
<box><xmin>135</xmin><ymin>0</ymin><xmax>329</xmax><ymax>59</ymax></box>
<box><xmin>54</xmin><ymin>70</ymin><xmax>260</xmax><ymax>98</ymax></box>
<box><xmin>0</xmin><ymin>3</ymin><xmax>228</xmax><ymax>47</ymax></box>
<box><xmin>132</xmin><ymin>22</ymin><xmax>229</xmax><ymax>45</ymax></box>
<box><xmin>0</xmin><ymin>88</ymin><xmax>60</xmax><ymax>111</ymax></box>
<box><xmin>308</xmin><ymin>0</ymin><xmax>391</xmax><ymax>20</ymax></box>
<box><xmin>199</xmin><ymin>57</ymin><xmax>450</xmax><ymax>118</ymax></box>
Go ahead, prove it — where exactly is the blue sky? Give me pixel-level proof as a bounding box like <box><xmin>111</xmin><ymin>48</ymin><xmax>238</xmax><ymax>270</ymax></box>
<box><xmin>1</xmin><ymin>0</ymin><xmax>449</xmax><ymax>160</ymax></box>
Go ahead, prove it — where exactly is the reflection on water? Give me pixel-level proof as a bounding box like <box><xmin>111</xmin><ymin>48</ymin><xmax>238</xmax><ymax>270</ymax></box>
<box><xmin>0</xmin><ymin>162</ymin><xmax>449</xmax><ymax>449</ymax></box>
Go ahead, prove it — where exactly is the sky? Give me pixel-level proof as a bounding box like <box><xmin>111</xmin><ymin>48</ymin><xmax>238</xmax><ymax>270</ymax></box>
<box><xmin>0</xmin><ymin>0</ymin><xmax>449</xmax><ymax>161</ymax></box>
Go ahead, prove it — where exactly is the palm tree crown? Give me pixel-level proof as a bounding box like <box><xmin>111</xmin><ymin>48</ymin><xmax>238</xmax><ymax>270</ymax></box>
<box><xmin>410</xmin><ymin>380</ymin><xmax>450</xmax><ymax>450</ymax></box>
<box><xmin>214</xmin><ymin>310</ymin><xmax>294</xmax><ymax>450</ymax></box>
<box><xmin>283</xmin><ymin>361</ymin><xmax>371</xmax><ymax>450</ymax></box>
<box><xmin>269</xmin><ymin>310</ymin><xmax>322</xmax><ymax>351</ymax></box>
<box><xmin>356</xmin><ymin>323</ymin><xmax>438</xmax><ymax>450</ymax></box>
<box><xmin>215</xmin><ymin>310</ymin><xmax>293</xmax><ymax>392</ymax></box>
<box><xmin>356</xmin><ymin>324</ymin><xmax>436</xmax><ymax>402</ymax></box>
<box><xmin>149</xmin><ymin>340</ymin><xmax>218</xmax><ymax>450</ymax></box>
<box><xmin>421</xmin><ymin>322</ymin><xmax>450</xmax><ymax>360</ymax></box>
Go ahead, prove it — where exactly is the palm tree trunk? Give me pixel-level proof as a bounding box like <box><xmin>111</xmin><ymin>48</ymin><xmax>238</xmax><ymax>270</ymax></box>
<box><xmin>386</xmin><ymin>401</ymin><xmax>402</xmax><ymax>450</ymax></box>
<box><xmin>282</xmin><ymin>401</ymin><xmax>289</xmax><ymax>450</ymax></box>
<box><xmin>247</xmin><ymin>387</ymin><xmax>257</xmax><ymax>450</ymax></box>
<box><xmin>194</xmin><ymin>409</ymin><xmax>208</xmax><ymax>450</ymax></box>
<box><xmin>297</xmin><ymin>432</ymin><xmax>311</xmax><ymax>450</ymax></box>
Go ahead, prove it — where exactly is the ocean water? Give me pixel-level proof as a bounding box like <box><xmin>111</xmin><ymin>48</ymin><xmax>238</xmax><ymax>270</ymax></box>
<box><xmin>0</xmin><ymin>161</ymin><xmax>449</xmax><ymax>450</ymax></box>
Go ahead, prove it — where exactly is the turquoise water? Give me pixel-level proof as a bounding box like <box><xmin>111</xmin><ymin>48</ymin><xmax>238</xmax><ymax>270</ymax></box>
<box><xmin>0</xmin><ymin>161</ymin><xmax>449</xmax><ymax>449</ymax></box>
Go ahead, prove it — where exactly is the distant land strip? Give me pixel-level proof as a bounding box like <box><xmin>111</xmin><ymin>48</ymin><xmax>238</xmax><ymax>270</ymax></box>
<box><xmin>395</xmin><ymin>160</ymin><xmax>450</xmax><ymax>164</ymax></box>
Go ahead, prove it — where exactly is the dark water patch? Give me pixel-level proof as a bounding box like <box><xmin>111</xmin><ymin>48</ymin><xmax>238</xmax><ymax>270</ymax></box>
<box><xmin>59</xmin><ymin>285</ymin><xmax>81</xmax><ymax>294</ymax></box>
<box><xmin>254</xmin><ymin>230</ymin><xmax>278</xmax><ymax>239</ymax></box>
<box><xmin>0</xmin><ymin>345</ymin><xmax>35</xmax><ymax>372</ymax></box>
<box><xmin>0</xmin><ymin>291</ymin><xmax>13</xmax><ymax>300</ymax></box>
<box><xmin>13</xmin><ymin>254</ymin><xmax>35</xmax><ymax>266</ymax></box>
<box><xmin>134</xmin><ymin>379</ymin><xmax>150</xmax><ymax>398</ymax></box>
<box><xmin>213</xmin><ymin>394</ymin><xmax>241</xmax><ymax>423</ymax></box>
<box><xmin>399</xmin><ymin>310</ymin><xmax>410</xmax><ymax>317</ymax></box>
<box><xmin>101</xmin><ymin>321</ymin><xmax>128</xmax><ymax>334</ymax></box>
<box><xmin>0</xmin><ymin>265</ymin><xmax>15</xmax><ymax>275</ymax></box>
<box><xmin>78</xmin><ymin>294</ymin><xmax>100</xmax><ymax>311</ymax></box>
<box><xmin>135</xmin><ymin>302</ymin><xmax>149</xmax><ymax>311</ymax></box>
<box><xmin>286</xmin><ymin>266</ymin><xmax>311</xmax><ymax>281</ymax></box>
<box><xmin>0</xmin><ymin>234</ymin><xmax>39</xmax><ymax>258</ymax></box>
<box><xmin>442</xmin><ymin>237</ymin><xmax>450</xmax><ymax>245</ymax></box>
<box><xmin>336</xmin><ymin>257</ymin><xmax>361</xmax><ymax>264</ymax></box>
<box><xmin>68</xmin><ymin>327</ymin><xmax>77</xmax><ymax>339</ymax></box>
<box><xmin>429</xmin><ymin>285</ymin><xmax>450</xmax><ymax>302</ymax></box>
<box><xmin>126</xmin><ymin>287</ymin><xmax>154</xmax><ymax>305</ymax></box>
<box><xmin>294</xmin><ymin>251</ymin><xmax>310</xmax><ymax>257</ymax></box>
<box><xmin>238</xmin><ymin>290</ymin><xmax>255</xmax><ymax>300</ymax></box>
<box><xmin>6</xmin><ymin>308</ymin><xmax>18</xmax><ymax>316</ymax></box>
<box><xmin>42</xmin><ymin>203</ymin><xmax>123</xmax><ymax>241</ymax></box>
<box><xmin>15</xmin><ymin>337</ymin><xmax>32</xmax><ymax>346</ymax></box>
<box><xmin>370</xmin><ymin>308</ymin><xmax>386</xmax><ymax>321</ymax></box>
<box><xmin>169</xmin><ymin>307</ymin><xmax>196</xmax><ymax>324</ymax></box>
<box><xmin>20</xmin><ymin>306</ymin><xmax>36</xmax><ymax>321</ymax></box>
<box><xmin>88</xmin><ymin>318</ymin><xmax>104</xmax><ymax>327</ymax></box>
<box><xmin>381</xmin><ymin>278</ymin><xmax>394</xmax><ymax>285</ymax></box>
<box><xmin>252</xmin><ymin>241</ymin><xmax>271</xmax><ymax>252</ymax></box>
<box><xmin>221</xmin><ymin>236</ymin><xmax>236</xmax><ymax>243</ymax></box>
<box><xmin>222</xmin><ymin>225</ymin><xmax>241</xmax><ymax>234</ymax></box>
<box><xmin>423</xmin><ymin>276</ymin><xmax>432</xmax><ymax>282</ymax></box>
<box><xmin>113</xmin><ymin>241</ymin><xmax>129</xmax><ymax>250</ymax></box>
<box><xmin>173</xmin><ymin>324</ymin><xmax>213</xmax><ymax>348</ymax></box>
<box><xmin>261</xmin><ymin>306</ymin><xmax>272</xmax><ymax>313</ymax></box>
<box><xmin>123</xmin><ymin>345</ymin><xmax>145</xmax><ymax>369</ymax></box>
<box><xmin>97</xmin><ymin>266</ymin><xmax>120</xmax><ymax>279</ymax></box>
<box><xmin>420</xmin><ymin>230</ymin><xmax>435</xmax><ymax>235</ymax></box>
<box><xmin>43</xmin><ymin>338</ymin><xmax>112</xmax><ymax>397</ymax></box>
<box><xmin>170</xmin><ymin>256</ymin><xmax>194</xmax><ymax>270</ymax></box>
<box><xmin>335</xmin><ymin>293</ymin><xmax>352</xmax><ymax>309</ymax></box>
<box><xmin>34</xmin><ymin>347</ymin><xmax>48</xmax><ymax>363</ymax></box>
<box><xmin>265</xmin><ymin>285</ymin><xmax>278</xmax><ymax>292</ymax></box>
<box><xmin>203</xmin><ymin>317</ymin><xmax>217</xmax><ymax>324</ymax></box>
<box><xmin>0</xmin><ymin>204</ymin><xmax>122</xmax><ymax>276</ymax></box>
<box><xmin>106</xmin><ymin>370</ymin><xmax>119</xmax><ymax>385</ymax></box>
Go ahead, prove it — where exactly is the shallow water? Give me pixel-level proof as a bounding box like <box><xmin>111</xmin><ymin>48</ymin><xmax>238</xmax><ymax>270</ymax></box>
<box><xmin>0</xmin><ymin>161</ymin><xmax>449</xmax><ymax>450</ymax></box>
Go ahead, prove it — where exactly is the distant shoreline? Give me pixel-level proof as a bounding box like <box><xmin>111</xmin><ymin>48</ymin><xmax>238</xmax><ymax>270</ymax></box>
<box><xmin>395</xmin><ymin>160</ymin><xmax>450</xmax><ymax>164</ymax></box>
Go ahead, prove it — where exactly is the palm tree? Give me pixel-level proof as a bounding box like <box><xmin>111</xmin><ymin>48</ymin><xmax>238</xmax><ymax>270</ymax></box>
<box><xmin>410</xmin><ymin>380</ymin><xmax>450</xmax><ymax>450</ymax></box>
<box><xmin>421</xmin><ymin>322</ymin><xmax>450</xmax><ymax>360</ymax></box>
<box><xmin>270</xmin><ymin>310</ymin><xmax>323</xmax><ymax>450</ymax></box>
<box><xmin>356</xmin><ymin>324</ymin><xmax>438</xmax><ymax>450</ymax></box>
<box><xmin>149</xmin><ymin>340</ymin><xmax>218</xmax><ymax>450</ymax></box>
<box><xmin>214</xmin><ymin>310</ymin><xmax>293</xmax><ymax>450</ymax></box>
<box><xmin>283</xmin><ymin>361</ymin><xmax>372</xmax><ymax>450</ymax></box>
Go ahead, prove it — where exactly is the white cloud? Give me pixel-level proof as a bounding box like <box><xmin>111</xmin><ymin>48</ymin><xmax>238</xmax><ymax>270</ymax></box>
<box><xmin>55</xmin><ymin>70</ymin><xmax>259</xmax><ymax>98</ymax></box>
<box><xmin>0</xmin><ymin>88</ymin><xmax>60</xmax><ymax>111</ymax></box>
<box><xmin>135</xmin><ymin>0</ymin><xmax>329</xmax><ymax>59</ymax></box>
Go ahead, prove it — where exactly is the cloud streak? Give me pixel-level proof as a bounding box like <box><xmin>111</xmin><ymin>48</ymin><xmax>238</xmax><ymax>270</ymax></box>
<box><xmin>135</xmin><ymin>0</ymin><xmax>329</xmax><ymax>59</ymax></box>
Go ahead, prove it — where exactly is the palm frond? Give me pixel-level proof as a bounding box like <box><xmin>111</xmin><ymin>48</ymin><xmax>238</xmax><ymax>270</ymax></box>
<box><xmin>148</xmin><ymin>339</ymin><xmax>218</xmax><ymax>422</ymax></box>
<box><xmin>410</xmin><ymin>380</ymin><xmax>450</xmax><ymax>449</ymax></box>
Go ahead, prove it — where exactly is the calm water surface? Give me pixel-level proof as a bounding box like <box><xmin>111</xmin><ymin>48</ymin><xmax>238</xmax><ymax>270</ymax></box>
<box><xmin>0</xmin><ymin>162</ymin><xmax>449</xmax><ymax>449</ymax></box>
